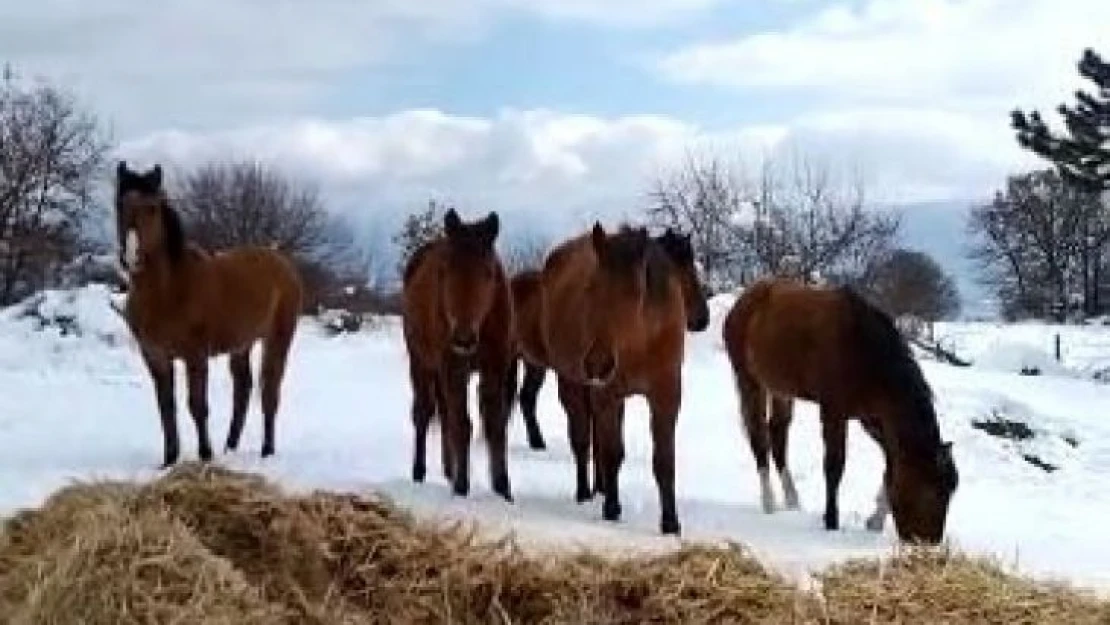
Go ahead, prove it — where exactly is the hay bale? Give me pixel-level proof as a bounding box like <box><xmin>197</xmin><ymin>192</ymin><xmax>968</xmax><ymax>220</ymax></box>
<box><xmin>0</xmin><ymin>498</ymin><xmax>289</xmax><ymax>625</ymax></box>
<box><xmin>819</xmin><ymin>548</ymin><xmax>1110</xmax><ymax>624</ymax></box>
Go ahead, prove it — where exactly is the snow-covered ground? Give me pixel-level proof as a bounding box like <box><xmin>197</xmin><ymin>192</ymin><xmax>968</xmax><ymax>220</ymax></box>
<box><xmin>2</xmin><ymin>285</ymin><xmax>1110</xmax><ymax>594</ymax></box>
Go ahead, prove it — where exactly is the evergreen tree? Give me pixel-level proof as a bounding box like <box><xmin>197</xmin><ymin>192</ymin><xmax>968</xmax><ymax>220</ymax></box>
<box><xmin>1012</xmin><ymin>48</ymin><xmax>1110</xmax><ymax>192</ymax></box>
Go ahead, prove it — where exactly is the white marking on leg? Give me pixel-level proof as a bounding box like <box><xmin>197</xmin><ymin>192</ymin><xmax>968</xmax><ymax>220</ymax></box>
<box><xmin>759</xmin><ymin>466</ymin><xmax>776</xmax><ymax>513</ymax></box>
<box><xmin>780</xmin><ymin>467</ymin><xmax>800</xmax><ymax>510</ymax></box>
<box><xmin>866</xmin><ymin>482</ymin><xmax>889</xmax><ymax>532</ymax></box>
<box><xmin>123</xmin><ymin>229</ymin><xmax>140</xmax><ymax>271</ymax></box>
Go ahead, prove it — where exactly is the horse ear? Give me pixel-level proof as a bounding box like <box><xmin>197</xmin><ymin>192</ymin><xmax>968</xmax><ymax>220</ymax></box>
<box><xmin>148</xmin><ymin>164</ymin><xmax>163</xmax><ymax>189</ymax></box>
<box><xmin>634</xmin><ymin>227</ymin><xmax>650</xmax><ymax>259</ymax></box>
<box><xmin>443</xmin><ymin>208</ymin><xmax>462</xmax><ymax>238</ymax></box>
<box><xmin>480</xmin><ymin>212</ymin><xmax>500</xmax><ymax>247</ymax></box>
<box><xmin>591</xmin><ymin>222</ymin><xmax>606</xmax><ymax>254</ymax></box>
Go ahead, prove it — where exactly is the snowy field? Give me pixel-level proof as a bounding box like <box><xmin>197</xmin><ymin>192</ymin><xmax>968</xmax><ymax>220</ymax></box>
<box><xmin>2</xmin><ymin>285</ymin><xmax>1110</xmax><ymax>594</ymax></box>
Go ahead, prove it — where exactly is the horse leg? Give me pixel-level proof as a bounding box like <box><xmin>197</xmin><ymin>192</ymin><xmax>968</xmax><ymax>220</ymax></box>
<box><xmin>769</xmin><ymin>396</ymin><xmax>800</xmax><ymax>510</ymax></box>
<box><xmin>184</xmin><ymin>356</ymin><xmax>213</xmax><ymax>462</ymax></box>
<box><xmin>735</xmin><ymin>369</ymin><xmax>774</xmax><ymax>513</ymax></box>
<box><xmin>859</xmin><ymin>419</ymin><xmax>891</xmax><ymax>532</ymax></box>
<box><xmin>648</xmin><ymin>376</ymin><xmax>681</xmax><ymax>536</ymax></box>
<box><xmin>259</xmin><ymin>323</ymin><xmax>295</xmax><ymax>458</ymax></box>
<box><xmin>224</xmin><ymin>349</ymin><xmax>253</xmax><ymax>453</ymax></box>
<box><xmin>409</xmin><ymin>360</ymin><xmax>436</xmax><ymax>483</ymax></box>
<box><xmin>820</xmin><ymin>409</ymin><xmax>848</xmax><ymax>531</ymax></box>
<box><xmin>519</xmin><ymin>362</ymin><xmax>548</xmax><ymax>450</ymax></box>
<box><xmin>143</xmin><ymin>351</ymin><xmax>178</xmax><ymax>469</ymax></box>
<box><xmin>440</xmin><ymin>360</ymin><xmax>472</xmax><ymax>497</ymax></box>
<box><xmin>479</xmin><ymin>357</ymin><xmax>513</xmax><ymax>502</ymax></box>
<box><xmin>592</xmin><ymin>388</ymin><xmax>625</xmax><ymax>524</ymax></box>
<box><xmin>557</xmin><ymin>375</ymin><xmax>592</xmax><ymax>502</ymax></box>
<box><xmin>433</xmin><ymin>377</ymin><xmax>453</xmax><ymax>481</ymax></box>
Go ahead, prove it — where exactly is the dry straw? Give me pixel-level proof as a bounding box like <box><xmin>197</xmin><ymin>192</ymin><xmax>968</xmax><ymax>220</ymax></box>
<box><xmin>0</xmin><ymin>464</ymin><xmax>1106</xmax><ymax>624</ymax></box>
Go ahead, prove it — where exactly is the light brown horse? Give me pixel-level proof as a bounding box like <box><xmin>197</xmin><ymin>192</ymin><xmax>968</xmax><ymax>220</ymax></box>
<box><xmin>402</xmin><ymin>209</ymin><xmax>515</xmax><ymax>501</ymax></box>
<box><xmin>114</xmin><ymin>162</ymin><xmax>304</xmax><ymax>468</ymax></box>
<box><xmin>722</xmin><ymin>278</ymin><xmax>959</xmax><ymax>544</ymax></box>
<box><xmin>508</xmin><ymin>228</ymin><xmax>711</xmax><ymax>460</ymax></box>
<box><xmin>529</xmin><ymin>223</ymin><xmax>701</xmax><ymax>535</ymax></box>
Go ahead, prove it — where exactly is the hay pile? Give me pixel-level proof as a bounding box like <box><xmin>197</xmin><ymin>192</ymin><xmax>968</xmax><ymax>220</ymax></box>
<box><xmin>0</xmin><ymin>465</ymin><xmax>1106</xmax><ymax>624</ymax></box>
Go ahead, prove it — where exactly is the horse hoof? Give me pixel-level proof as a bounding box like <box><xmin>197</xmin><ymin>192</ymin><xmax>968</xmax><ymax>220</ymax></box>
<box><xmin>261</xmin><ymin>448</ymin><xmax>275</xmax><ymax>459</ymax></box>
<box><xmin>575</xmin><ymin>488</ymin><xmax>593</xmax><ymax>503</ymax></box>
<box><xmin>199</xmin><ymin>447</ymin><xmax>213</xmax><ymax>462</ymax></box>
<box><xmin>412</xmin><ymin>464</ymin><xmax>426</xmax><ymax>483</ymax></box>
<box><xmin>528</xmin><ymin>435</ymin><xmax>547</xmax><ymax>451</ymax></box>
<box><xmin>824</xmin><ymin>514</ymin><xmax>839</xmax><ymax>531</ymax></box>
<box><xmin>602</xmin><ymin>499</ymin><xmax>622</xmax><ymax>522</ymax></box>
<box><xmin>660</xmin><ymin>516</ymin><xmax>681</xmax><ymax>536</ymax></box>
<box><xmin>493</xmin><ymin>476</ymin><xmax>513</xmax><ymax>502</ymax></box>
<box><xmin>452</xmin><ymin>479</ymin><xmax>470</xmax><ymax>498</ymax></box>
<box><xmin>865</xmin><ymin>515</ymin><xmax>885</xmax><ymax>532</ymax></box>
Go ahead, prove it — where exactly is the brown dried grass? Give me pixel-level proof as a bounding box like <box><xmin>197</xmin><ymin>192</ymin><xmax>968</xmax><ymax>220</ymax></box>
<box><xmin>0</xmin><ymin>464</ymin><xmax>1105</xmax><ymax>624</ymax></box>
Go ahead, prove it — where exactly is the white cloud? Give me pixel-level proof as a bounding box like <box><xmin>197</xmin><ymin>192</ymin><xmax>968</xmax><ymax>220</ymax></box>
<box><xmin>659</xmin><ymin>0</ymin><xmax>1109</xmax><ymax>108</ymax></box>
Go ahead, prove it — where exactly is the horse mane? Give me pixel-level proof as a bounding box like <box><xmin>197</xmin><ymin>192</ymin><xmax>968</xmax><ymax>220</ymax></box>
<box><xmin>840</xmin><ymin>286</ymin><xmax>941</xmax><ymax>456</ymax></box>
<box><xmin>644</xmin><ymin>238</ymin><xmax>672</xmax><ymax>303</ymax></box>
<box><xmin>403</xmin><ymin>240</ymin><xmax>437</xmax><ymax>284</ymax></box>
<box><xmin>160</xmin><ymin>198</ymin><xmax>187</xmax><ymax>264</ymax></box>
<box><xmin>599</xmin><ymin>226</ymin><xmax>648</xmax><ymax>271</ymax></box>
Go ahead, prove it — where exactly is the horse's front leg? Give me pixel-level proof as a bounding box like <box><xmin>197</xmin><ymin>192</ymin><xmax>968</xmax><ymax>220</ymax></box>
<box><xmin>647</xmin><ymin>374</ymin><xmax>681</xmax><ymax>536</ymax></box>
<box><xmin>142</xmin><ymin>350</ymin><xmax>179</xmax><ymax>468</ymax></box>
<box><xmin>591</xmin><ymin>387</ymin><xmax>625</xmax><ymax>524</ymax></box>
<box><xmin>820</xmin><ymin>408</ymin><xmax>848</xmax><ymax>531</ymax></box>
<box><xmin>557</xmin><ymin>375</ymin><xmax>592</xmax><ymax>502</ymax></box>
<box><xmin>439</xmin><ymin>358</ymin><xmax>472</xmax><ymax>497</ymax></box>
<box><xmin>185</xmin><ymin>356</ymin><xmax>213</xmax><ymax>462</ymax></box>
<box><xmin>479</xmin><ymin>353</ymin><xmax>513</xmax><ymax>502</ymax></box>
<box><xmin>859</xmin><ymin>419</ymin><xmax>890</xmax><ymax>532</ymax></box>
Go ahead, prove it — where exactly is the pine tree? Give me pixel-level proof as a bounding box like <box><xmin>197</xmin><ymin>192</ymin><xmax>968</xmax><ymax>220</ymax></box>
<box><xmin>1012</xmin><ymin>48</ymin><xmax>1110</xmax><ymax>192</ymax></box>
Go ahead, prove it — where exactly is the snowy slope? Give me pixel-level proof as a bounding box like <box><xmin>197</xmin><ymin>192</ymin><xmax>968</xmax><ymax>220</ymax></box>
<box><xmin>1</xmin><ymin>286</ymin><xmax>1110</xmax><ymax>593</ymax></box>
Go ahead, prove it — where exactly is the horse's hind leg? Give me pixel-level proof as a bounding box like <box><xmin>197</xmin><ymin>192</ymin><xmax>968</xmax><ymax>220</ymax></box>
<box><xmin>820</xmin><ymin>407</ymin><xmax>848</xmax><ymax>531</ymax></box>
<box><xmin>859</xmin><ymin>419</ymin><xmax>890</xmax><ymax>532</ymax></box>
<box><xmin>184</xmin><ymin>356</ymin><xmax>214</xmax><ymax>462</ymax></box>
<box><xmin>734</xmin><ymin>368</ymin><xmax>775</xmax><ymax>513</ymax></box>
<box><xmin>519</xmin><ymin>362</ymin><xmax>548</xmax><ymax>450</ymax></box>
<box><xmin>409</xmin><ymin>359</ymin><xmax>436</xmax><ymax>483</ymax></box>
<box><xmin>557</xmin><ymin>376</ymin><xmax>592</xmax><ymax>502</ymax></box>
<box><xmin>224</xmin><ymin>349</ymin><xmax>253</xmax><ymax>453</ymax></box>
<box><xmin>260</xmin><ymin>321</ymin><xmax>296</xmax><ymax>458</ymax></box>
<box><xmin>769</xmin><ymin>397</ymin><xmax>800</xmax><ymax>510</ymax></box>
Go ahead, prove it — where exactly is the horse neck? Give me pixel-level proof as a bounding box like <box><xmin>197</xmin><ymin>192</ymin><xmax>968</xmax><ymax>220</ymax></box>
<box><xmin>882</xmin><ymin>396</ymin><xmax>943</xmax><ymax>470</ymax></box>
<box><xmin>130</xmin><ymin>250</ymin><xmax>197</xmax><ymax>304</ymax></box>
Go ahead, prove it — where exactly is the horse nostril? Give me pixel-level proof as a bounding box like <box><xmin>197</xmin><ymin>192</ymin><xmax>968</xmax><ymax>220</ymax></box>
<box><xmin>451</xmin><ymin>329</ymin><xmax>478</xmax><ymax>354</ymax></box>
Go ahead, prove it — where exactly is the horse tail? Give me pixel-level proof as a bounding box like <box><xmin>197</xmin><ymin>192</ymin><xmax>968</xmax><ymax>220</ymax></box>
<box><xmin>722</xmin><ymin>280</ymin><xmax>774</xmax><ymax>376</ymax></box>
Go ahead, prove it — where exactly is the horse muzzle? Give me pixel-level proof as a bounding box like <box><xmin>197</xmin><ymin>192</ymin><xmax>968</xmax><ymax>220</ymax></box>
<box><xmin>450</xmin><ymin>328</ymin><xmax>479</xmax><ymax>356</ymax></box>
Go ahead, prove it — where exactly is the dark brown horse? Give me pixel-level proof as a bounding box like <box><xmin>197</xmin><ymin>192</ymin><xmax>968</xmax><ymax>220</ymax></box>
<box><xmin>402</xmin><ymin>209</ymin><xmax>515</xmax><ymax>501</ymax></box>
<box><xmin>722</xmin><ymin>278</ymin><xmax>958</xmax><ymax>544</ymax></box>
<box><xmin>529</xmin><ymin>223</ymin><xmax>703</xmax><ymax>535</ymax></box>
<box><xmin>508</xmin><ymin>228</ymin><xmax>711</xmax><ymax>457</ymax></box>
<box><xmin>114</xmin><ymin>162</ymin><xmax>304</xmax><ymax>468</ymax></box>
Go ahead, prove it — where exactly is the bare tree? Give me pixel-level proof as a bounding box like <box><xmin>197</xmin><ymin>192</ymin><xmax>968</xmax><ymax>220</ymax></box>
<box><xmin>392</xmin><ymin>199</ymin><xmax>449</xmax><ymax>281</ymax></box>
<box><xmin>502</xmin><ymin>231</ymin><xmax>551</xmax><ymax>274</ymax></box>
<box><xmin>0</xmin><ymin>67</ymin><xmax>108</xmax><ymax>303</ymax></box>
<box><xmin>751</xmin><ymin>151</ymin><xmax>899</xmax><ymax>286</ymax></box>
<box><xmin>646</xmin><ymin>152</ymin><xmax>750</xmax><ymax>291</ymax></box>
<box><xmin>866</xmin><ymin>248</ymin><xmax>960</xmax><ymax>322</ymax></box>
<box><xmin>173</xmin><ymin>160</ymin><xmax>369</xmax><ymax>310</ymax></box>
<box><xmin>968</xmin><ymin>169</ymin><xmax>1109</xmax><ymax>320</ymax></box>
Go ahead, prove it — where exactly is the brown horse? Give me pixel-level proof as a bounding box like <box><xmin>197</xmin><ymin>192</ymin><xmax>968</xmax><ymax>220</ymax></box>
<box><xmin>722</xmin><ymin>278</ymin><xmax>958</xmax><ymax>544</ymax></box>
<box><xmin>402</xmin><ymin>209</ymin><xmax>515</xmax><ymax>501</ymax></box>
<box><xmin>531</xmin><ymin>223</ymin><xmax>703</xmax><ymax>535</ymax></box>
<box><xmin>114</xmin><ymin>162</ymin><xmax>304</xmax><ymax>468</ymax></box>
<box><xmin>508</xmin><ymin>228</ymin><xmax>711</xmax><ymax>458</ymax></box>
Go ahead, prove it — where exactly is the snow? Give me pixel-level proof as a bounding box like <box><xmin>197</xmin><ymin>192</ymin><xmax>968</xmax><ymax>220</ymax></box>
<box><xmin>2</xmin><ymin>287</ymin><xmax>1110</xmax><ymax>595</ymax></box>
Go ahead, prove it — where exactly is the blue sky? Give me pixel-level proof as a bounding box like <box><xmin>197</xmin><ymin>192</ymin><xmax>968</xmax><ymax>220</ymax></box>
<box><xmin>2</xmin><ymin>0</ymin><xmax>1105</xmax><ymax>300</ymax></box>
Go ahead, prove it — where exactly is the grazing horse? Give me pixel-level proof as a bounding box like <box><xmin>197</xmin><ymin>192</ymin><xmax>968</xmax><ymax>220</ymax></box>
<box><xmin>722</xmin><ymin>278</ymin><xmax>958</xmax><ymax>544</ymax></box>
<box><xmin>508</xmin><ymin>228</ymin><xmax>711</xmax><ymax>460</ymax></box>
<box><xmin>534</xmin><ymin>223</ymin><xmax>704</xmax><ymax>535</ymax></box>
<box><xmin>402</xmin><ymin>209</ymin><xmax>515</xmax><ymax>501</ymax></box>
<box><xmin>114</xmin><ymin>162</ymin><xmax>304</xmax><ymax>468</ymax></box>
